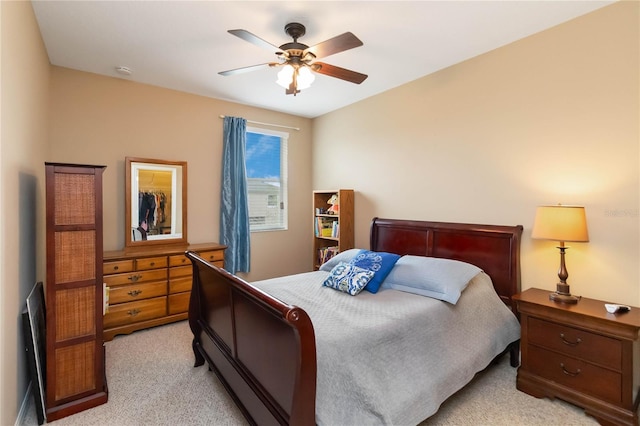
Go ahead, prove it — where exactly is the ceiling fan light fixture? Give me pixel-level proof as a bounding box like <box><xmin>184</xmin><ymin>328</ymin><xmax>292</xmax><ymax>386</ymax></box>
<box><xmin>276</xmin><ymin>64</ymin><xmax>294</xmax><ymax>89</ymax></box>
<box><xmin>276</xmin><ymin>64</ymin><xmax>315</xmax><ymax>93</ymax></box>
<box><xmin>297</xmin><ymin>66</ymin><xmax>315</xmax><ymax>90</ymax></box>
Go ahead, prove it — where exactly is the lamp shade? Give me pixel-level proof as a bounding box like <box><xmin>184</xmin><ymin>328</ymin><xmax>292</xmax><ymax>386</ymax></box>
<box><xmin>531</xmin><ymin>205</ymin><xmax>589</xmax><ymax>242</ymax></box>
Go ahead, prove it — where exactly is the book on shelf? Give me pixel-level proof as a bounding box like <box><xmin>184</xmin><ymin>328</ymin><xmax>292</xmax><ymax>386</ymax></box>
<box><xmin>315</xmin><ymin>217</ymin><xmax>339</xmax><ymax>238</ymax></box>
<box><xmin>317</xmin><ymin>246</ymin><xmax>339</xmax><ymax>266</ymax></box>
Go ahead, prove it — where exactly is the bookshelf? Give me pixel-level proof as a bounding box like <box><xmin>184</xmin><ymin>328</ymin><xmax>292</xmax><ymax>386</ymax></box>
<box><xmin>313</xmin><ymin>189</ymin><xmax>354</xmax><ymax>270</ymax></box>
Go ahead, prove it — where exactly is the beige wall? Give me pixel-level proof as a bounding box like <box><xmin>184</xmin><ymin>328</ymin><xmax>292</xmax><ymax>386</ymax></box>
<box><xmin>0</xmin><ymin>1</ymin><xmax>50</xmax><ymax>424</ymax></box>
<box><xmin>49</xmin><ymin>67</ymin><xmax>313</xmax><ymax>281</ymax></box>
<box><xmin>313</xmin><ymin>2</ymin><xmax>639</xmax><ymax>305</ymax></box>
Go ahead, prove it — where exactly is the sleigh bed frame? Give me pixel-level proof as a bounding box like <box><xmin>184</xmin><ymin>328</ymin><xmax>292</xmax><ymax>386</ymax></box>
<box><xmin>186</xmin><ymin>217</ymin><xmax>523</xmax><ymax>425</ymax></box>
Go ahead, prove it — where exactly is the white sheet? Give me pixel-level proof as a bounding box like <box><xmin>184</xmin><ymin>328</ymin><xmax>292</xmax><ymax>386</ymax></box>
<box><xmin>251</xmin><ymin>270</ymin><xmax>520</xmax><ymax>425</ymax></box>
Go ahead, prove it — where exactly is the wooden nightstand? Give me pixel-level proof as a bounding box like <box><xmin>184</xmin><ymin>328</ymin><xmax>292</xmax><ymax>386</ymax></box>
<box><xmin>513</xmin><ymin>288</ymin><xmax>640</xmax><ymax>426</ymax></box>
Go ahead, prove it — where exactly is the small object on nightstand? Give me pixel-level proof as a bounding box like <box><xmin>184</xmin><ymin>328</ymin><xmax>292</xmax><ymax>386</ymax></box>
<box><xmin>605</xmin><ymin>303</ymin><xmax>631</xmax><ymax>314</ymax></box>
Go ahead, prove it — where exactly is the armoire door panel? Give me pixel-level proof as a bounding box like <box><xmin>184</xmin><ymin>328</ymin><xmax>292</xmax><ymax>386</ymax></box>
<box><xmin>54</xmin><ymin>287</ymin><xmax>96</xmax><ymax>340</ymax></box>
<box><xmin>54</xmin><ymin>230</ymin><xmax>96</xmax><ymax>283</ymax></box>
<box><xmin>53</xmin><ymin>173</ymin><xmax>96</xmax><ymax>225</ymax></box>
<box><xmin>54</xmin><ymin>342</ymin><xmax>96</xmax><ymax>400</ymax></box>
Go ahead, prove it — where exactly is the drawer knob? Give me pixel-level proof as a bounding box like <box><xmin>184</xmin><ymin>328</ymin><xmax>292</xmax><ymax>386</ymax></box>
<box><xmin>560</xmin><ymin>333</ymin><xmax>582</xmax><ymax>346</ymax></box>
<box><xmin>127</xmin><ymin>309</ymin><xmax>141</xmax><ymax>317</ymax></box>
<box><xmin>128</xmin><ymin>289</ymin><xmax>142</xmax><ymax>297</ymax></box>
<box><xmin>560</xmin><ymin>363</ymin><xmax>581</xmax><ymax>377</ymax></box>
<box><xmin>150</xmin><ymin>262</ymin><xmax>155</xmax><ymax>266</ymax></box>
<box><xmin>114</xmin><ymin>266</ymin><xmax>119</xmax><ymax>271</ymax></box>
<box><xmin>128</xmin><ymin>274</ymin><xmax>143</xmax><ymax>282</ymax></box>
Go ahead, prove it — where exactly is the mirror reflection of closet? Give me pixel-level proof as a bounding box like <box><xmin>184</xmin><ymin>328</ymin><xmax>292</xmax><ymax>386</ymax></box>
<box><xmin>125</xmin><ymin>157</ymin><xmax>188</xmax><ymax>250</ymax></box>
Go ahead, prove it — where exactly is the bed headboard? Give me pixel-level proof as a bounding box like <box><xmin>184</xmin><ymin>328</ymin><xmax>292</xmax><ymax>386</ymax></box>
<box><xmin>370</xmin><ymin>217</ymin><xmax>523</xmax><ymax>306</ymax></box>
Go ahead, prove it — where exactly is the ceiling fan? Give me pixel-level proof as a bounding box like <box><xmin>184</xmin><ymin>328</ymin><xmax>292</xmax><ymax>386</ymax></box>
<box><xmin>219</xmin><ymin>22</ymin><xmax>368</xmax><ymax>96</ymax></box>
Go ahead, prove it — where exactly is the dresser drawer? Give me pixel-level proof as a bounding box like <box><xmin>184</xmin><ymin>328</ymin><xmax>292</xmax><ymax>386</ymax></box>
<box><xmin>198</xmin><ymin>250</ymin><xmax>224</xmax><ymax>264</ymax></box>
<box><xmin>135</xmin><ymin>256</ymin><xmax>168</xmax><ymax>270</ymax></box>
<box><xmin>104</xmin><ymin>297</ymin><xmax>167</xmax><ymax>328</ymax></box>
<box><xmin>168</xmin><ymin>292</ymin><xmax>190</xmax><ymax>315</ymax></box>
<box><xmin>169</xmin><ymin>253</ymin><xmax>190</xmax><ymax>267</ymax></box>
<box><xmin>108</xmin><ymin>281</ymin><xmax>167</xmax><ymax>304</ymax></box>
<box><xmin>103</xmin><ymin>259</ymin><xmax>134</xmax><ymax>275</ymax></box>
<box><xmin>169</xmin><ymin>276</ymin><xmax>191</xmax><ymax>294</ymax></box>
<box><xmin>169</xmin><ymin>250</ymin><xmax>224</xmax><ymax>267</ymax></box>
<box><xmin>169</xmin><ymin>265</ymin><xmax>192</xmax><ymax>279</ymax></box>
<box><xmin>103</xmin><ymin>269</ymin><xmax>167</xmax><ymax>286</ymax></box>
<box><xmin>528</xmin><ymin>317</ymin><xmax>622</xmax><ymax>369</ymax></box>
<box><xmin>527</xmin><ymin>345</ymin><xmax>622</xmax><ymax>405</ymax></box>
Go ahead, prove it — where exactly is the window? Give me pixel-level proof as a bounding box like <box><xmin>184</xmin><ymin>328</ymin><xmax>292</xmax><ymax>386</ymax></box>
<box><xmin>245</xmin><ymin>127</ymin><xmax>288</xmax><ymax>231</ymax></box>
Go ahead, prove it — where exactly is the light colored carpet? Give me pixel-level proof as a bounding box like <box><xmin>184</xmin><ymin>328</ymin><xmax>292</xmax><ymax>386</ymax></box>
<box><xmin>24</xmin><ymin>321</ymin><xmax>597</xmax><ymax>426</ymax></box>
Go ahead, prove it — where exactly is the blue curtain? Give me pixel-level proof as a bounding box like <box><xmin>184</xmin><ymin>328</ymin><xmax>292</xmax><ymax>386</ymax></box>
<box><xmin>220</xmin><ymin>116</ymin><xmax>250</xmax><ymax>273</ymax></box>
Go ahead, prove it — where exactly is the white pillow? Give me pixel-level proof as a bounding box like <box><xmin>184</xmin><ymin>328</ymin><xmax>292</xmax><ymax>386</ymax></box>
<box><xmin>318</xmin><ymin>248</ymin><xmax>363</xmax><ymax>272</ymax></box>
<box><xmin>381</xmin><ymin>255</ymin><xmax>482</xmax><ymax>304</ymax></box>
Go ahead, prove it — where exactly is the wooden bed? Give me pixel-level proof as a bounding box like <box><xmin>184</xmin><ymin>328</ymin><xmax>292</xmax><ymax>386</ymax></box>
<box><xmin>186</xmin><ymin>217</ymin><xmax>523</xmax><ymax>425</ymax></box>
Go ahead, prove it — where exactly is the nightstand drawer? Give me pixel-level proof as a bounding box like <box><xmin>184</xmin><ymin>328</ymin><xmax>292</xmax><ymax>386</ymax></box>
<box><xmin>528</xmin><ymin>345</ymin><xmax>622</xmax><ymax>405</ymax></box>
<box><xmin>528</xmin><ymin>317</ymin><xmax>622</xmax><ymax>369</ymax></box>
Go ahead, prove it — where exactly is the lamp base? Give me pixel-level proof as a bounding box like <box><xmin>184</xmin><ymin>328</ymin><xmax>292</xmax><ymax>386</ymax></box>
<box><xmin>549</xmin><ymin>291</ymin><xmax>580</xmax><ymax>304</ymax></box>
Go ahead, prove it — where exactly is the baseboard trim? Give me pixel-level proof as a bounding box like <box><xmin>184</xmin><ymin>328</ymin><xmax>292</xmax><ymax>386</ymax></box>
<box><xmin>15</xmin><ymin>381</ymin><xmax>32</xmax><ymax>426</ymax></box>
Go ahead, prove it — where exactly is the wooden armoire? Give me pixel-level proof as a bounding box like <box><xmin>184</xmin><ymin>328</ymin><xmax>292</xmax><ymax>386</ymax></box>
<box><xmin>45</xmin><ymin>162</ymin><xmax>108</xmax><ymax>421</ymax></box>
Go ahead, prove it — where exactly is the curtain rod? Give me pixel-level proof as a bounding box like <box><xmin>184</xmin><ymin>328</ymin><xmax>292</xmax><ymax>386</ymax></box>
<box><xmin>219</xmin><ymin>115</ymin><xmax>300</xmax><ymax>131</ymax></box>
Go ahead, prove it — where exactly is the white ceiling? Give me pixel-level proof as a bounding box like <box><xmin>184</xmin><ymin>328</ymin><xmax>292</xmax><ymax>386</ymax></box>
<box><xmin>31</xmin><ymin>1</ymin><xmax>614</xmax><ymax>118</ymax></box>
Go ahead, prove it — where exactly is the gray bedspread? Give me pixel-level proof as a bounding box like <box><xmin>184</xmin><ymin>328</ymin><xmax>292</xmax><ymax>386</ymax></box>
<box><xmin>251</xmin><ymin>271</ymin><xmax>520</xmax><ymax>426</ymax></box>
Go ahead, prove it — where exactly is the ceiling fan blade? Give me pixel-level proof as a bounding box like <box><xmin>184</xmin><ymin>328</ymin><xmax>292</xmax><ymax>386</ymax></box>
<box><xmin>219</xmin><ymin>63</ymin><xmax>273</xmax><ymax>76</ymax></box>
<box><xmin>228</xmin><ymin>29</ymin><xmax>281</xmax><ymax>53</ymax></box>
<box><xmin>312</xmin><ymin>62</ymin><xmax>368</xmax><ymax>84</ymax></box>
<box><xmin>304</xmin><ymin>32</ymin><xmax>363</xmax><ymax>59</ymax></box>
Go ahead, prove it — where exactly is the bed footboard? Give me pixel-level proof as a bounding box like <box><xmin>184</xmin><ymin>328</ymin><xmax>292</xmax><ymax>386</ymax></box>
<box><xmin>186</xmin><ymin>251</ymin><xmax>317</xmax><ymax>426</ymax></box>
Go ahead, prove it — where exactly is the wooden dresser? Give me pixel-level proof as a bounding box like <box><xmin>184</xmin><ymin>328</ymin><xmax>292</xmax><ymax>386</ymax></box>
<box><xmin>103</xmin><ymin>242</ymin><xmax>225</xmax><ymax>341</ymax></box>
<box><xmin>513</xmin><ymin>288</ymin><xmax>640</xmax><ymax>425</ymax></box>
<box><xmin>45</xmin><ymin>162</ymin><xmax>108</xmax><ymax>421</ymax></box>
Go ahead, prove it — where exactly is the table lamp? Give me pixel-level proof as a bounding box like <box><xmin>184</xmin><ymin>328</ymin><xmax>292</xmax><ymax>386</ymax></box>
<box><xmin>531</xmin><ymin>205</ymin><xmax>589</xmax><ymax>304</ymax></box>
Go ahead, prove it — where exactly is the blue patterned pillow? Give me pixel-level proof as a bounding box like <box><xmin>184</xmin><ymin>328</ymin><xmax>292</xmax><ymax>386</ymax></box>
<box><xmin>349</xmin><ymin>250</ymin><xmax>401</xmax><ymax>293</ymax></box>
<box><xmin>322</xmin><ymin>262</ymin><xmax>375</xmax><ymax>296</ymax></box>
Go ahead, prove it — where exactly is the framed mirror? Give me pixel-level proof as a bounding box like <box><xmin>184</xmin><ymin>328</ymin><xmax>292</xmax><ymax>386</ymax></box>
<box><xmin>125</xmin><ymin>157</ymin><xmax>188</xmax><ymax>249</ymax></box>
